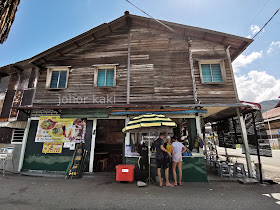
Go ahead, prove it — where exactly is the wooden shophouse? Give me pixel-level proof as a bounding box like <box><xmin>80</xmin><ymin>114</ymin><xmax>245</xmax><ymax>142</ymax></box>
<box><xmin>0</xmin><ymin>11</ymin><xmax>255</xmax><ymax>180</ymax></box>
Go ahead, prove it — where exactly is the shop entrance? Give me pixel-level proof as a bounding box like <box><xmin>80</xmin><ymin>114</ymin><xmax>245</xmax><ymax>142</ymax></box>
<box><xmin>93</xmin><ymin>119</ymin><xmax>125</xmax><ymax>172</ymax></box>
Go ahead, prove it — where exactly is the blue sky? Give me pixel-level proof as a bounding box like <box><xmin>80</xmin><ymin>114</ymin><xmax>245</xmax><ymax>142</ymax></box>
<box><xmin>0</xmin><ymin>0</ymin><xmax>279</xmax><ymax>102</ymax></box>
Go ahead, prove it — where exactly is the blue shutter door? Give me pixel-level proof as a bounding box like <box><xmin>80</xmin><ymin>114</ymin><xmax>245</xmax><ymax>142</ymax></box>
<box><xmin>106</xmin><ymin>69</ymin><xmax>114</xmax><ymax>86</ymax></box>
<box><xmin>97</xmin><ymin>69</ymin><xmax>106</xmax><ymax>86</ymax></box>
<box><xmin>211</xmin><ymin>64</ymin><xmax>223</xmax><ymax>82</ymax></box>
<box><xmin>58</xmin><ymin>71</ymin><xmax>67</xmax><ymax>88</ymax></box>
<box><xmin>201</xmin><ymin>64</ymin><xmax>212</xmax><ymax>83</ymax></box>
<box><xmin>50</xmin><ymin>71</ymin><xmax>59</xmax><ymax>88</ymax></box>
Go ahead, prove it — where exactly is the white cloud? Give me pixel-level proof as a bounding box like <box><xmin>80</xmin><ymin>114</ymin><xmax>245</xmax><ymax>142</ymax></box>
<box><xmin>232</xmin><ymin>51</ymin><xmax>262</xmax><ymax>72</ymax></box>
<box><xmin>267</xmin><ymin>41</ymin><xmax>280</xmax><ymax>54</ymax></box>
<box><xmin>236</xmin><ymin>71</ymin><xmax>280</xmax><ymax>102</ymax></box>
<box><xmin>250</xmin><ymin>25</ymin><xmax>261</xmax><ymax>34</ymax></box>
<box><xmin>246</xmin><ymin>35</ymin><xmax>251</xmax><ymax>38</ymax></box>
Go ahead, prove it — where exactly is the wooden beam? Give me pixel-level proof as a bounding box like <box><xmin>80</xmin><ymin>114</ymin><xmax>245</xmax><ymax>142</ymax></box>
<box><xmin>127</xmin><ymin>31</ymin><xmax>131</xmax><ymax>104</ymax></box>
<box><xmin>220</xmin><ymin>36</ymin><xmax>227</xmax><ymax>45</ymax></box>
<box><xmin>0</xmin><ymin>72</ymin><xmax>8</xmax><ymax>77</ymax></box>
<box><xmin>74</xmin><ymin>42</ymin><xmax>80</xmax><ymax>47</ymax></box>
<box><xmin>13</xmin><ymin>65</ymin><xmax>23</xmax><ymax>72</ymax></box>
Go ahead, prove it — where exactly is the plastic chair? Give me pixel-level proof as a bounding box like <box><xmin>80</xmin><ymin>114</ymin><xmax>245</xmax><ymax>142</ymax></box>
<box><xmin>233</xmin><ymin>163</ymin><xmax>246</xmax><ymax>178</ymax></box>
<box><xmin>97</xmin><ymin>158</ymin><xmax>108</xmax><ymax>172</ymax></box>
<box><xmin>218</xmin><ymin>162</ymin><xmax>231</xmax><ymax>177</ymax></box>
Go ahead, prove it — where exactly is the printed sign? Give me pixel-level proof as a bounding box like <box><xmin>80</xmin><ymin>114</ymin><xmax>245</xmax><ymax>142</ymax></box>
<box><xmin>122</xmin><ymin>169</ymin><xmax>129</xmax><ymax>173</ymax></box>
<box><xmin>42</xmin><ymin>142</ymin><xmax>63</xmax><ymax>153</ymax></box>
<box><xmin>35</xmin><ymin>116</ymin><xmax>86</xmax><ymax>143</ymax></box>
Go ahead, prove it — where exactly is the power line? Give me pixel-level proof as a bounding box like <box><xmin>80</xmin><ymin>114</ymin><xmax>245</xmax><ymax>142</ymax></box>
<box><xmin>248</xmin><ymin>0</ymin><xmax>270</xmax><ymax>28</ymax></box>
<box><xmin>125</xmin><ymin>0</ymin><xmax>175</xmax><ymax>32</ymax></box>
<box><xmin>252</xmin><ymin>8</ymin><xmax>280</xmax><ymax>39</ymax></box>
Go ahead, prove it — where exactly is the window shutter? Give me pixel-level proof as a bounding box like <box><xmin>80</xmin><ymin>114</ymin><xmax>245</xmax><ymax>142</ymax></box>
<box><xmin>211</xmin><ymin>64</ymin><xmax>223</xmax><ymax>82</ymax></box>
<box><xmin>106</xmin><ymin>69</ymin><xmax>114</xmax><ymax>86</ymax></box>
<box><xmin>201</xmin><ymin>64</ymin><xmax>212</xmax><ymax>83</ymax></box>
<box><xmin>12</xmin><ymin>129</ymin><xmax>25</xmax><ymax>143</ymax></box>
<box><xmin>58</xmin><ymin>71</ymin><xmax>67</xmax><ymax>88</ymax></box>
<box><xmin>97</xmin><ymin>69</ymin><xmax>106</xmax><ymax>86</ymax></box>
<box><xmin>50</xmin><ymin>71</ymin><xmax>59</xmax><ymax>88</ymax></box>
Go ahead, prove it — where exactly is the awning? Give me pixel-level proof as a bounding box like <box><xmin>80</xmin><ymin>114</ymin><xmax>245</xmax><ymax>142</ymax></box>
<box><xmin>112</xmin><ymin>109</ymin><xmax>207</xmax><ymax>115</ymax></box>
<box><xmin>60</xmin><ymin>108</ymin><xmax>109</xmax><ymax>118</ymax></box>
<box><xmin>0</xmin><ymin>121</ymin><xmax>27</xmax><ymax>129</ymax></box>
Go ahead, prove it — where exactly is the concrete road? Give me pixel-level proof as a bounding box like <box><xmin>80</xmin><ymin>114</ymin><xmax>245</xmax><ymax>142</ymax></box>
<box><xmin>217</xmin><ymin>147</ymin><xmax>280</xmax><ymax>183</ymax></box>
<box><xmin>0</xmin><ymin>174</ymin><xmax>280</xmax><ymax>210</ymax></box>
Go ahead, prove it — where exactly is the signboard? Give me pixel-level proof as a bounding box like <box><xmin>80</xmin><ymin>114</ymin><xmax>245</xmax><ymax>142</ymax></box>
<box><xmin>278</xmin><ymin>129</ymin><xmax>280</xmax><ymax>135</ymax></box>
<box><xmin>42</xmin><ymin>142</ymin><xmax>63</xmax><ymax>153</ymax></box>
<box><xmin>35</xmin><ymin>116</ymin><xmax>86</xmax><ymax>143</ymax></box>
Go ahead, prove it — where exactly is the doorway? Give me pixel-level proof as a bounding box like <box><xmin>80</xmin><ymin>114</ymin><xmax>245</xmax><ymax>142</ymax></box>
<box><xmin>93</xmin><ymin>119</ymin><xmax>125</xmax><ymax>172</ymax></box>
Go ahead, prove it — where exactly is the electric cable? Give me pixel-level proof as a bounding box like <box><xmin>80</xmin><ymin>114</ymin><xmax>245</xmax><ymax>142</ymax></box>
<box><xmin>252</xmin><ymin>8</ymin><xmax>280</xmax><ymax>39</ymax></box>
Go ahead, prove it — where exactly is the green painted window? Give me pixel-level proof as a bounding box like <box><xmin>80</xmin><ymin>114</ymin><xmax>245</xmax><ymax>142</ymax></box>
<box><xmin>97</xmin><ymin>68</ymin><xmax>115</xmax><ymax>86</ymax></box>
<box><xmin>50</xmin><ymin>71</ymin><xmax>68</xmax><ymax>88</ymax></box>
<box><xmin>201</xmin><ymin>63</ymin><xmax>223</xmax><ymax>83</ymax></box>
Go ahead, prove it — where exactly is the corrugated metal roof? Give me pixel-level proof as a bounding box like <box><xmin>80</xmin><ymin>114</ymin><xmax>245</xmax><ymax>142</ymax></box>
<box><xmin>0</xmin><ymin>121</ymin><xmax>27</xmax><ymax>129</ymax></box>
<box><xmin>263</xmin><ymin>107</ymin><xmax>280</xmax><ymax>120</ymax></box>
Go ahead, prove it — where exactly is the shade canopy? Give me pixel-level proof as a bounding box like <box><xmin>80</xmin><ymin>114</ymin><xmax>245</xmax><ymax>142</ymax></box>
<box><xmin>122</xmin><ymin>113</ymin><xmax>176</xmax><ymax>132</ymax></box>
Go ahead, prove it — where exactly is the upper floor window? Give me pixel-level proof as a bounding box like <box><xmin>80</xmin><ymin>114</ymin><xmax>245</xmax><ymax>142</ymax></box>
<box><xmin>46</xmin><ymin>67</ymin><xmax>70</xmax><ymax>89</ymax></box>
<box><xmin>93</xmin><ymin>64</ymin><xmax>117</xmax><ymax>87</ymax></box>
<box><xmin>199</xmin><ymin>60</ymin><xmax>225</xmax><ymax>84</ymax></box>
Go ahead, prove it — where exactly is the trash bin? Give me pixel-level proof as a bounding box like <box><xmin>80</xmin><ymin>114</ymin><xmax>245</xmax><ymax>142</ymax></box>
<box><xmin>115</xmin><ymin>164</ymin><xmax>135</xmax><ymax>183</ymax></box>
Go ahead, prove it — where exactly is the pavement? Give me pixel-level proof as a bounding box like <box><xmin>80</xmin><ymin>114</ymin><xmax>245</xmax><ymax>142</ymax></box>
<box><xmin>1</xmin><ymin>173</ymin><xmax>280</xmax><ymax>210</ymax></box>
<box><xmin>217</xmin><ymin>147</ymin><xmax>280</xmax><ymax>183</ymax></box>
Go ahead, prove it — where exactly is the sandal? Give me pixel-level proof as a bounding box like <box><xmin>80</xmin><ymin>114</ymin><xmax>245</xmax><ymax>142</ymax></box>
<box><xmin>166</xmin><ymin>184</ymin><xmax>174</xmax><ymax>187</ymax></box>
<box><xmin>178</xmin><ymin>183</ymin><xmax>182</xmax><ymax>186</ymax></box>
<box><xmin>172</xmin><ymin>183</ymin><xmax>178</xmax><ymax>186</ymax></box>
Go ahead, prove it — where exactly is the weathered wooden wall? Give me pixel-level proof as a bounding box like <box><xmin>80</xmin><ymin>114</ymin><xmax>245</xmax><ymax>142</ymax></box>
<box><xmin>129</xmin><ymin>26</ymin><xmax>194</xmax><ymax>104</ymax></box>
<box><xmin>33</xmin><ymin>24</ymin><xmax>238</xmax><ymax>106</ymax></box>
<box><xmin>191</xmin><ymin>39</ymin><xmax>237</xmax><ymax>104</ymax></box>
<box><xmin>34</xmin><ymin>27</ymin><xmax>130</xmax><ymax>106</ymax></box>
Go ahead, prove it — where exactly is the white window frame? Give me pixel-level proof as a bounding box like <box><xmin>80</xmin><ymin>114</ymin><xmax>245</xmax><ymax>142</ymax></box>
<box><xmin>198</xmin><ymin>59</ymin><xmax>226</xmax><ymax>84</ymax></box>
<box><xmin>93</xmin><ymin>64</ymin><xmax>118</xmax><ymax>87</ymax></box>
<box><xmin>46</xmin><ymin>66</ymin><xmax>70</xmax><ymax>89</ymax></box>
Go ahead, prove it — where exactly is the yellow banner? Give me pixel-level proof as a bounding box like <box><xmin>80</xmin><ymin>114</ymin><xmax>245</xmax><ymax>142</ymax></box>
<box><xmin>35</xmin><ymin>116</ymin><xmax>86</xmax><ymax>143</ymax></box>
<box><xmin>42</xmin><ymin>142</ymin><xmax>63</xmax><ymax>153</ymax></box>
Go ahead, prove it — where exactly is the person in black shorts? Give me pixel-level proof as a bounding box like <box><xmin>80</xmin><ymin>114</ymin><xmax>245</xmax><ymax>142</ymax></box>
<box><xmin>154</xmin><ymin>133</ymin><xmax>174</xmax><ymax>187</ymax></box>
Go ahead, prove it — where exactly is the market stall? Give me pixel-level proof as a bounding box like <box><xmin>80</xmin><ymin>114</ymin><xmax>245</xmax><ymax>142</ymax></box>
<box><xmin>123</xmin><ymin>114</ymin><xmax>208</xmax><ymax>183</ymax></box>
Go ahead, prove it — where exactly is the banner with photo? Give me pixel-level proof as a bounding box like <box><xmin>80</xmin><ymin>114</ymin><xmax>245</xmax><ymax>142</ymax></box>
<box><xmin>35</xmin><ymin>116</ymin><xmax>86</xmax><ymax>143</ymax></box>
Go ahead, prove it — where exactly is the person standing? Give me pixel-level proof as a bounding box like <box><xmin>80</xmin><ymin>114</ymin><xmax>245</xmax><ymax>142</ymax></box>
<box><xmin>164</xmin><ymin>136</ymin><xmax>173</xmax><ymax>154</ymax></box>
<box><xmin>154</xmin><ymin>133</ymin><xmax>173</xmax><ymax>187</ymax></box>
<box><xmin>172</xmin><ymin>137</ymin><xmax>187</xmax><ymax>186</ymax></box>
<box><xmin>164</xmin><ymin>136</ymin><xmax>172</xmax><ymax>171</ymax></box>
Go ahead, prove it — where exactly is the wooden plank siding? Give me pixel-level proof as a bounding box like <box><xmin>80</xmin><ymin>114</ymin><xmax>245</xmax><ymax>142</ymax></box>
<box><xmin>32</xmin><ymin>24</ymin><xmax>238</xmax><ymax>106</ymax></box>
<box><xmin>191</xmin><ymin>38</ymin><xmax>237</xmax><ymax>104</ymax></box>
<box><xmin>129</xmin><ymin>26</ymin><xmax>194</xmax><ymax>104</ymax></box>
<box><xmin>33</xmin><ymin>27</ymin><xmax>130</xmax><ymax>106</ymax></box>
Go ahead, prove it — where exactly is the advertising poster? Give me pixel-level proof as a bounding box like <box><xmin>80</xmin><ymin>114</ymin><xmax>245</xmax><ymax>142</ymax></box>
<box><xmin>42</xmin><ymin>142</ymin><xmax>63</xmax><ymax>153</ymax></box>
<box><xmin>35</xmin><ymin>116</ymin><xmax>86</xmax><ymax>143</ymax></box>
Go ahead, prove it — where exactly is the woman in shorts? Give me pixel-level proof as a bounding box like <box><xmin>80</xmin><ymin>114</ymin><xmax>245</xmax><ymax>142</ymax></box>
<box><xmin>172</xmin><ymin>137</ymin><xmax>187</xmax><ymax>186</ymax></box>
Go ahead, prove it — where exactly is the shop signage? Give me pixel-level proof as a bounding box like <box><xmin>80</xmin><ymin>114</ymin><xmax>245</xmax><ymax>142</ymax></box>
<box><xmin>35</xmin><ymin>116</ymin><xmax>86</xmax><ymax>143</ymax></box>
<box><xmin>42</xmin><ymin>142</ymin><xmax>63</xmax><ymax>153</ymax></box>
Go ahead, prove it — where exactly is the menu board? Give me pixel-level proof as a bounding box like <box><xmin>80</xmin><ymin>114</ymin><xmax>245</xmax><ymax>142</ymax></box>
<box><xmin>35</xmin><ymin>116</ymin><xmax>86</xmax><ymax>143</ymax></box>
